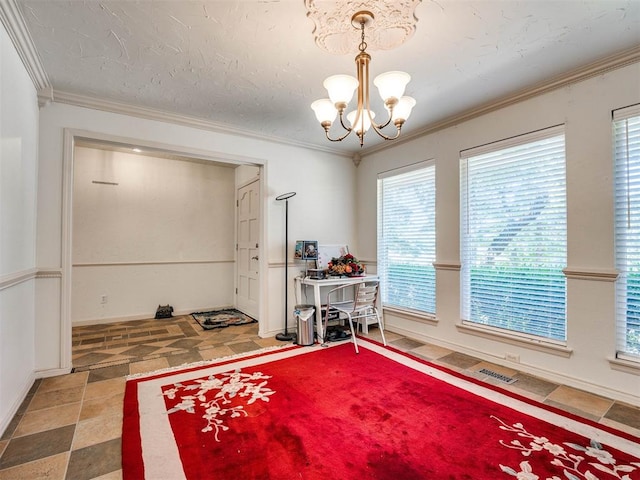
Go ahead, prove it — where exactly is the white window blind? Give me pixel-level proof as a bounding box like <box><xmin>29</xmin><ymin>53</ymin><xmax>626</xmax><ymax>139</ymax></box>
<box><xmin>460</xmin><ymin>127</ymin><xmax>567</xmax><ymax>341</ymax></box>
<box><xmin>378</xmin><ymin>162</ymin><xmax>436</xmax><ymax>314</ymax></box>
<box><xmin>614</xmin><ymin>105</ymin><xmax>640</xmax><ymax>360</ymax></box>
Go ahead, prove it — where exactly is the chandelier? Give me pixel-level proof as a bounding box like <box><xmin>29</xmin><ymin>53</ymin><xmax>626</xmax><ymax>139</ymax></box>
<box><xmin>311</xmin><ymin>10</ymin><xmax>416</xmax><ymax>147</ymax></box>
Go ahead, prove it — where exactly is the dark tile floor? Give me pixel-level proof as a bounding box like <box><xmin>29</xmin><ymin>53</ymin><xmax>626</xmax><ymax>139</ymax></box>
<box><xmin>0</xmin><ymin>316</ymin><xmax>638</xmax><ymax>479</ymax></box>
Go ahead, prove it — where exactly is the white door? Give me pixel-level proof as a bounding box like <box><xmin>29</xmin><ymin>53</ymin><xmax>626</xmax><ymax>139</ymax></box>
<box><xmin>236</xmin><ymin>179</ymin><xmax>260</xmax><ymax>319</ymax></box>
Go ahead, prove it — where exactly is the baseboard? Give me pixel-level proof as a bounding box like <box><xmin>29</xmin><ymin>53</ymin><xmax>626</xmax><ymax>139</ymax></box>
<box><xmin>0</xmin><ymin>371</ymin><xmax>37</xmax><ymax>437</ymax></box>
<box><xmin>72</xmin><ymin>313</ymin><xmax>151</xmax><ymax>326</ymax></box>
<box><xmin>71</xmin><ymin>306</ymin><xmax>234</xmax><ymax>326</ymax></box>
<box><xmin>385</xmin><ymin>324</ymin><xmax>640</xmax><ymax>407</ymax></box>
<box><xmin>262</xmin><ymin>327</ymin><xmax>291</xmax><ymax>339</ymax></box>
<box><xmin>35</xmin><ymin>367</ymin><xmax>73</xmax><ymax>378</ymax></box>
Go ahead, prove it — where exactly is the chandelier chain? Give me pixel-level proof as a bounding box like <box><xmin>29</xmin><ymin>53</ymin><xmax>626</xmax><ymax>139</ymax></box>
<box><xmin>359</xmin><ymin>18</ymin><xmax>367</xmax><ymax>54</ymax></box>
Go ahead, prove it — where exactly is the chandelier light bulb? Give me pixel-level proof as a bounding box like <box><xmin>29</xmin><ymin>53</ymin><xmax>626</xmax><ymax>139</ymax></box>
<box><xmin>323</xmin><ymin>74</ymin><xmax>359</xmax><ymax>108</ymax></box>
<box><xmin>347</xmin><ymin>109</ymin><xmax>375</xmax><ymax>134</ymax></box>
<box><xmin>374</xmin><ymin>71</ymin><xmax>411</xmax><ymax>104</ymax></box>
<box><xmin>311</xmin><ymin>99</ymin><xmax>338</xmax><ymax>125</ymax></box>
<box><xmin>391</xmin><ymin>96</ymin><xmax>416</xmax><ymax>124</ymax></box>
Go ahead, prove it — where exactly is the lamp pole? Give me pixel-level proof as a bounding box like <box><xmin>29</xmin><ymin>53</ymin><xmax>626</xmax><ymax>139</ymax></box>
<box><xmin>275</xmin><ymin>192</ymin><xmax>296</xmax><ymax>341</ymax></box>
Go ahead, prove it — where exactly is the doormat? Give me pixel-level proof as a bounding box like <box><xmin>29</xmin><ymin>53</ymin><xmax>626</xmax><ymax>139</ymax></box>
<box><xmin>191</xmin><ymin>309</ymin><xmax>257</xmax><ymax>330</ymax></box>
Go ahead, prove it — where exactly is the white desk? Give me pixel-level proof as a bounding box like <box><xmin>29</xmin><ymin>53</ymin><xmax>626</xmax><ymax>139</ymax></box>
<box><xmin>294</xmin><ymin>275</ymin><xmax>379</xmax><ymax>342</ymax></box>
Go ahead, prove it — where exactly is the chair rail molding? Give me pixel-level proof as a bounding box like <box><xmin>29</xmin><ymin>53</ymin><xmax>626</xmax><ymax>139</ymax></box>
<box><xmin>36</xmin><ymin>268</ymin><xmax>62</xmax><ymax>278</ymax></box>
<box><xmin>433</xmin><ymin>262</ymin><xmax>462</xmax><ymax>271</ymax></box>
<box><xmin>562</xmin><ymin>267</ymin><xmax>619</xmax><ymax>282</ymax></box>
<box><xmin>72</xmin><ymin>260</ymin><xmax>233</xmax><ymax>267</ymax></box>
<box><xmin>0</xmin><ymin>267</ymin><xmax>38</xmax><ymax>291</ymax></box>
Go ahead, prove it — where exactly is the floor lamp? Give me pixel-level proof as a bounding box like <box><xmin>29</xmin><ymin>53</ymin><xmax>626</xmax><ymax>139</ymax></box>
<box><xmin>275</xmin><ymin>192</ymin><xmax>296</xmax><ymax>341</ymax></box>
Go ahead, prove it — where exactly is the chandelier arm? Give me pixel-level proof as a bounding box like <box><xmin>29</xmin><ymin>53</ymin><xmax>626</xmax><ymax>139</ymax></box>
<box><xmin>362</xmin><ymin>70</ymin><xmax>397</xmax><ymax>141</ymax></box>
<box><xmin>370</xmin><ymin>122</ymin><xmax>402</xmax><ymax>141</ymax></box>
<box><xmin>337</xmin><ymin>111</ymin><xmax>353</xmax><ymax>132</ymax></box>
<box><xmin>372</xmin><ymin>113</ymin><xmax>393</xmax><ymax>131</ymax></box>
<box><xmin>324</xmin><ymin>127</ymin><xmax>353</xmax><ymax>142</ymax></box>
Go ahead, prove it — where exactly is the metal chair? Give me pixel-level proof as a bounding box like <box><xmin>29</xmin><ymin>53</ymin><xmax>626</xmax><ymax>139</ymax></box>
<box><xmin>323</xmin><ymin>281</ymin><xmax>387</xmax><ymax>353</ymax></box>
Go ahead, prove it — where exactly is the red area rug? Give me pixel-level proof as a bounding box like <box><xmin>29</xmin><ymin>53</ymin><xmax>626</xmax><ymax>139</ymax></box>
<box><xmin>122</xmin><ymin>340</ymin><xmax>640</xmax><ymax>479</ymax></box>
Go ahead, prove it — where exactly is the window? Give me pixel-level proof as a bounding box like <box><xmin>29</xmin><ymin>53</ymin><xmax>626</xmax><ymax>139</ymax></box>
<box><xmin>460</xmin><ymin>126</ymin><xmax>567</xmax><ymax>342</ymax></box>
<box><xmin>614</xmin><ymin>105</ymin><xmax>640</xmax><ymax>360</ymax></box>
<box><xmin>378</xmin><ymin>162</ymin><xmax>436</xmax><ymax>314</ymax></box>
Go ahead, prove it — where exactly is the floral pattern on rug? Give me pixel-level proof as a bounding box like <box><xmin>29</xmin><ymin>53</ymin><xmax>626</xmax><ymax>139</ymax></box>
<box><xmin>493</xmin><ymin>416</ymin><xmax>640</xmax><ymax>479</ymax></box>
<box><xmin>163</xmin><ymin>368</ymin><xmax>275</xmax><ymax>441</ymax></box>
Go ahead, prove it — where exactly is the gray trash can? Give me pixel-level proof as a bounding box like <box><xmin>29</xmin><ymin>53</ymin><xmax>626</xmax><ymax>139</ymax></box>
<box><xmin>295</xmin><ymin>304</ymin><xmax>315</xmax><ymax>346</ymax></box>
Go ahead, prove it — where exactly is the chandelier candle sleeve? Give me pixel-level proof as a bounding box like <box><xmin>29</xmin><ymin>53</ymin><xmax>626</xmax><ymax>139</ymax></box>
<box><xmin>374</xmin><ymin>71</ymin><xmax>411</xmax><ymax>104</ymax></box>
<box><xmin>324</xmin><ymin>75</ymin><xmax>358</xmax><ymax>106</ymax></box>
<box><xmin>347</xmin><ymin>110</ymin><xmax>375</xmax><ymax>135</ymax></box>
<box><xmin>311</xmin><ymin>99</ymin><xmax>337</xmax><ymax>126</ymax></box>
<box><xmin>310</xmin><ymin>10</ymin><xmax>416</xmax><ymax>147</ymax></box>
<box><xmin>392</xmin><ymin>96</ymin><xmax>417</xmax><ymax>124</ymax></box>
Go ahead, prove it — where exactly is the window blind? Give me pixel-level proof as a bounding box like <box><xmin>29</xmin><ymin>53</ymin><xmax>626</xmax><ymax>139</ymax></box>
<box><xmin>460</xmin><ymin>128</ymin><xmax>567</xmax><ymax>341</ymax></box>
<box><xmin>378</xmin><ymin>162</ymin><xmax>436</xmax><ymax>314</ymax></box>
<box><xmin>614</xmin><ymin>105</ymin><xmax>640</xmax><ymax>360</ymax></box>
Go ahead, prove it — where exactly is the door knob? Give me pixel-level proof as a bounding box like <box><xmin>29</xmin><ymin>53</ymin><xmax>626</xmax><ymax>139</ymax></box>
<box><xmin>251</xmin><ymin>255</ymin><xmax>259</xmax><ymax>260</ymax></box>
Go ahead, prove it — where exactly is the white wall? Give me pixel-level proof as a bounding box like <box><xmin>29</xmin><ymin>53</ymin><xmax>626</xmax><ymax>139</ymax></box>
<box><xmin>357</xmin><ymin>63</ymin><xmax>640</xmax><ymax>403</ymax></box>
<box><xmin>0</xmin><ymin>24</ymin><xmax>39</xmax><ymax>433</ymax></box>
<box><xmin>36</xmin><ymin>102</ymin><xmax>356</xmax><ymax>374</ymax></box>
<box><xmin>71</xmin><ymin>147</ymin><xmax>236</xmax><ymax>322</ymax></box>
<box><xmin>236</xmin><ymin>164</ymin><xmax>260</xmax><ymax>186</ymax></box>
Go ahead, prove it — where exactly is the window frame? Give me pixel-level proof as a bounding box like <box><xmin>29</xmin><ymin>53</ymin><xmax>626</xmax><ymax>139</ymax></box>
<box><xmin>460</xmin><ymin>125</ymin><xmax>568</xmax><ymax>345</ymax></box>
<box><xmin>377</xmin><ymin>160</ymin><xmax>437</xmax><ymax>316</ymax></box>
<box><xmin>613</xmin><ymin>104</ymin><xmax>640</xmax><ymax>363</ymax></box>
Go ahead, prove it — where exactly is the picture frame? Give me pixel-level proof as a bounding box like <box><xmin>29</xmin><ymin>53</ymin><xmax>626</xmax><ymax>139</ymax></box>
<box><xmin>303</xmin><ymin>240</ymin><xmax>318</xmax><ymax>260</ymax></box>
<box><xmin>317</xmin><ymin>244</ymin><xmax>349</xmax><ymax>269</ymax></box>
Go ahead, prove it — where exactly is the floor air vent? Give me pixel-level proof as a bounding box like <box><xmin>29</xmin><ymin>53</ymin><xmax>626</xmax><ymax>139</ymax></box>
<box><xmin>478</xmin><ymin>368</ymin><xmax>517</xmax><ymax>384</ymax></box>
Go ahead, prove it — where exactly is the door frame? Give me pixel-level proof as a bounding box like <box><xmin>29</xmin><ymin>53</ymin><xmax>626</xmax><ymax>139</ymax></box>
<box><xmin>60</xmin><ymin>128</ymin><xmax>268</xmax><ymax>370</ymax></box>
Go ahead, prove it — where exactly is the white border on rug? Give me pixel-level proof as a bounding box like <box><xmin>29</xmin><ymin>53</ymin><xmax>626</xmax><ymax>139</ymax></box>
<box><xmin>133</xmin><ymin>341</ymin><xmax>348</xmax><ymax>480</ymax></box>
<box><xmin>125</xmin><ymin>343</ymin><xmax>306</xmax><ymax>380</ymax></box>
<box><xmin>130</xmin><ymin>339</ymin><xmax>639</xmax><ymax>480</ymax></box>
<box><xmin>360</xmin><ymin>340</ymin><xmax>640</xmax><ymax>458</ymax></box>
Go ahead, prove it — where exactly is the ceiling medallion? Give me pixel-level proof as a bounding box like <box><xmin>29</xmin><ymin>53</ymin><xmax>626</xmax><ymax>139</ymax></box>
<box><xmin>305</xmin><ymin>0</ymin><xmax>422</xmax><ymax>55</ymax></box>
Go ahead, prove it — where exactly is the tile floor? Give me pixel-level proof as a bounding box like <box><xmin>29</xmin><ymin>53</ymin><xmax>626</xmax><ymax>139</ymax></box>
<box><xmin>0</xmin><ymin>316</ymin><xmax>638</xmax><ymax>479</ymax></box>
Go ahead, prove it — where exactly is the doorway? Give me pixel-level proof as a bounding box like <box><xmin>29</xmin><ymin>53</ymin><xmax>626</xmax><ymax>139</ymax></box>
<box><xmin>62</xmin><ymin>130</ymin><xmax>266</xmax><ymax>369</ymax></box>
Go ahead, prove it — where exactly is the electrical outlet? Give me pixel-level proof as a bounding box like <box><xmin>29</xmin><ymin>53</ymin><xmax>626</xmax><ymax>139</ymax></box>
<box><xmin>505</xmin><ymin>353</ymin><xmax>520</xmax><ymax>363</ymax></box>
<box><xmin>101</xmin><ymin>295</ymin><xmax>108</xmax><ymax>304</ymax></box>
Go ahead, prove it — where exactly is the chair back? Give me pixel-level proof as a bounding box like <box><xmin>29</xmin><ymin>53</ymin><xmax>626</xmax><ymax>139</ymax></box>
<box><xmin>353</xmin><ymin>281</ymin><xmax>379</xmax><ymax>311</ymax></box>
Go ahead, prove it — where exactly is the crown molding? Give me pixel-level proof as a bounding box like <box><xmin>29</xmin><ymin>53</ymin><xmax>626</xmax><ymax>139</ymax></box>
<box><xmin>45</xmin><ymin>90</ymin><xmax>353</xmax><ymax>159</ymax></box>
<box><xmin>0</xmin><ymin>0</ymin><xmax>49</xmax><ymax>91</ymax></box>
<box><xmin>5</xmin><ymin>0</ymin><xmax>636</xmax><ymax>162</ymax></box>
<box><xmin>0</xmin><ymin>0</ymin><xmax>343</xmax><ymax>157</ymax></box>
<box><xmin>363</xmin><ymin>45</ymin><xmax>640</xmax><ymax>156</ymax></box>
<box><xmin>44</xmin><ymin>36</ymin><xmax>636</xmax><ymax>162</ymax></box>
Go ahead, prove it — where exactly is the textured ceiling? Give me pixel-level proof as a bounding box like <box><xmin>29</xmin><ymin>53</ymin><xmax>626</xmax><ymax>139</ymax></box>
<box><xmin>16</xmin><ymin>0</ymin><xmax>640</xmax><ymax>156</ymax></box>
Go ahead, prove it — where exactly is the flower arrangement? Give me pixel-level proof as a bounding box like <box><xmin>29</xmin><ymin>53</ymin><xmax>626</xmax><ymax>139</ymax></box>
<box><xmin>327</xmin><ymin>253</ymin><xmax>365</xmax><ymax>276</ymax></box>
